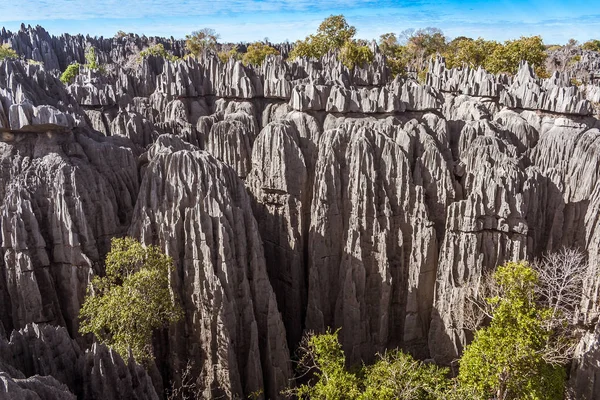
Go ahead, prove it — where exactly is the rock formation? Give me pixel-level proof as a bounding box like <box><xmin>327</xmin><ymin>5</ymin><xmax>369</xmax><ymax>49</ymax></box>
<box><xmin>0</xmin><ymin>24</ymin><xmax>599</xmax><ymax>399</ymax></box>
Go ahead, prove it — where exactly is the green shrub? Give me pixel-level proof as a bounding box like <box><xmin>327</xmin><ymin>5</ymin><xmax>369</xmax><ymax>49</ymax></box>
<box><xmin>286</xmin><ymin>329</ymin><xmax>451</xmax><ymax>400</ymax></box>
<box><xmin>569</xmin><ymin>54</ymin><xmax>582</xmax><ymax>65</ymax></box>
<box><xmin>339</xmin><ymin>40</ymin><xmax>374</xmax><ymax>70</ymax></box>
<box><xmin>185</xmin><ymin>28</ymin><xmax>219</xmax><ymax>57</ymax></box>
<box><xmin>79</xmin><ymin>237</ymin><xmax>182</xmax><ymax>365</ymax></box>
<box><xmin>379</xmin><ymin>33</ymin><xmax>409</xmax><ymax>77</ymax></box>
<box><xmin>289</xmin><ymin>14</ymin><xmax>356</xmax><ymax>60</ymax></box>
<box><xmin>242</xmin><ymin>42</ymin><xmax>280</xmax><ymax>66</ymax></box>
<box><xmin>582</xmin><ymin>39</ymin><xmax>600</xmax><ymax>52</ymax></box>
<box><xmin>60</xmin><ymin>63</ymin><xmax>80</xmax><ymax>84</ymax></box>
<box><xmin>0</xmin><ymin>43</ymin><xmax>18</xmax><ymax>61</ymax></box>
<box><xmin>217</xmin><ymin>45</ymin><xmax>242</xmax><ymax>63</ymax></box>
<box><xmin>139</xmin><ymin>43</ymin><xmax>179</xmax><ymax>62</ymax></box>
<box><xmin>85</xmin><ymin>47</ymin><xmax>100</xmax><ymax>70</ymax></box>
<box><xmin>458</xmin><ymin>262</ymin><xmax>566</xmax><ymax>400</ymax></box>
<box><xmin>484</xmin><ymin>35</ymin><xmax>547</xmax><ymax>76</ymax></box>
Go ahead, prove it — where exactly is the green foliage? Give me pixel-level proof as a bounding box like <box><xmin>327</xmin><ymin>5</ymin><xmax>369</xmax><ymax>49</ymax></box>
<box><xmin>442</xmin><ymin>35</ymin><xmax>547</xmax><ymax>77</ymax></box>
<box><xmin>582</xmin><ymin>39</ymin><xmax>600</xmax><ymax>52</ymax></box>
<box><xmin>379</xmin><ymin>27</ymin><xmax>446</xmax><ymax>78</ymax></box>
<box><xmin>115</xmin><ymin>30</ymin><xmax>127</xmax><ymax>39</ymax></box>
<box><xmin>443</xmin><ymin>37</ymin><xmax>501</xmax><ymax>69</ymax></box>
<box><xmin>287</xmin><ymin>260</ymin><xmax>574</xmax><ymax>400</ymax></box>
<box><xmin>339</xmin><ymin>40</ymin><xmax>374</xmax><ymax>70</ymax></box>
<box><xmin>405</xmin><ymin>27</ymin><xmax>447</xmax><ymax>71</ymax></box>
<box><xmin>85</xmin><ymin>47</ymin><xmax>100</xmax><ymax>70</ymax></box>
<box><xmin>485</xmin><ymin>35</ymin><xmax>547</xmax><ymax>76</ymax></box>
<box><xmin>458</xmin><ymin>261</ymin><xmax>566</xmax><ymax>400</ymax></box>
<box><xmin>60</xmin><ymin>63</ymin><xmax>80</xmax><ymax>84</ymax></box>
<box><xmin>317</xmin><ymin>14</ymin><xmax>357</xmax><ymax>50</ymax></box>
<box><xmin>79</xmin><ymin>237</ymin><xmax>182</xmax><ymax>365</ymax></box>
<box><xmin>287</xmin><ymin>330</ymin><xmax>451</xmax><ymax>400</ymax></box>
<box><xmin>0</xmin><ymin>43</ymin><xmax>18</xmax><ymax>60</ymax></box>
<box><xmin>379</xmin><ymin>33</ymin><xmax>409</xmax><ymax>78</ymax></box>
<box><xmin>361</xmin><ymin>350</ymin><xmax>450</xmax><ymax>400</ymax></box>
<box><xmin>242</xmin><ymin>42</ymin><xmax>280</xmax><ymax>66</ymax></box>
<box><xmin>289</xmin><ymin>14</ymin><xmax>356</xmax><ymax>60</ymax></box>
<box><xmin>217</xmin><ymin>45</ymin><xmax>242</xmax><ymax>63</ymax></box>
<box><xmin>139</xmin><ymin>43</ymin><xmax>179</xmax><ymax>62</ymax></box>
<box><xmin>185</xmin><ymin>28</ymin><xmax>219</xmax><ymax>56</ymax></box>
<box><xmin>569</xmin><ymin>54</ymin><xmax>582</xmax><ymax>65</ymax></box>
<box><xmin>417</xmin><ymin>68</ymin><xmax>428</xmax><ymax>84</ymax></box>
<box><xmin>292</xmin><ymin>330</ymin><xmax>361</xmax><ymax>400</ymax></box>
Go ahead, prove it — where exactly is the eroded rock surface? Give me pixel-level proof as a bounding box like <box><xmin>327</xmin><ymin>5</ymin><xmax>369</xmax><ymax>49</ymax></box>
<box><xmin>0</xmin><ymin>25</ymin><xmax>599</xmax><ymax>399</ymax></box>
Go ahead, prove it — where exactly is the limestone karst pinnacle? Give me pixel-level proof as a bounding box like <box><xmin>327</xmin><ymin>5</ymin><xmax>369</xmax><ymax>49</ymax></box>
<box><xmin>0</xmin><ymin>24</ymin><xmax>599</xmax><ymax>399</ymax></box>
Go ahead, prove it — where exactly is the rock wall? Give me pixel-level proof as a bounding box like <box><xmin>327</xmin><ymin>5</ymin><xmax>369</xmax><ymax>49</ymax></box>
<box><xmin>0</xmin><ymin>25</ymin><xmax>600</xmax><ymax>398</ymax></box>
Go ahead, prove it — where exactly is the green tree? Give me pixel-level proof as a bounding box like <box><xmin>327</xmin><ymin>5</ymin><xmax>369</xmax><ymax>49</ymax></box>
<box><xmin>85</xmin><ymin>47</ymin><xmax>100</xmax><ymax>70</ymax></box>
<box><xmin>0</xmin><ymin>43</ymin><xmax>18</xmax><ymax>60</ymax></box>
<box><xmin>379</xmin><ymin>33</ymin><xmax>409</xmax><ymax>77</ymax></box>
<box><xmin>60</xmin><ymin>63</ymin><xmax>80</xmax><ymax>84</ymax></box>
<box><xmin>582</xmin><ymin>39</ymin><xmax>600</xmax><ymax>52</ymax></box>
<box><xmin>404</xmin><ymin>27</ymin><xmax>447</xmax><ymax>72</ymax></box>
<box><xmin>458</xmin><ymin>262</ymin><xmax>566</xmax><ymax>400</ymax></box>
<box><xmin>339</xmin><ymin>40</ymin><xmax>374</xmax><ymax>70</ymax></box>
<box><xmin>287</xmin><ymin>330</ymin><xmax>452</xmax><ymax>400</ymax></box>
<box><xmin>217</xmin><ymin>45</ymin><xmax>242</xmax><ymax>63</ymax></box>
<box><xmin>289</xmin><ymin>14</ymin><xmax>356</xmax><ymax>59</ymax></box>
<box><xmin>139</xmin><ymin>43</ymin><xmax>179</xmax><ymax>62</ymax></box>
<box><xmin>360</xmin><ymin>350</ymin><xmax>450</xmax><ymax>400</ymax></box>
<box><xmin>316</xmin><ymin>14</ymin><xmax>356</xmax><ymax>50</ymax></box>
<box><xmin>443</xmin><ymin>37</ymin><xmax>501</xmax><ymax>69</ymax></box>
<box><xmin>484</xmin><ymin>36</ymin><xmax>547</xmax><ymax>76</ymax></box>
<box><xmin>79</xmin><ymin>237</ymin><xmax>182</xmax><ymax>365</ymax></box>
<box><xmin>185</xmin><ymin>28</ymin><xmax>219</xmax><ymax>56</ymax></box>
<box><xmin>288</xmin><ymin>329</ymin><xmax>361</xmax><ymax>400</ymax></box>
<box><xmin>242</xmin><ymin>42</ymin><xmax>280</xmax><ymax>66</ymax></box>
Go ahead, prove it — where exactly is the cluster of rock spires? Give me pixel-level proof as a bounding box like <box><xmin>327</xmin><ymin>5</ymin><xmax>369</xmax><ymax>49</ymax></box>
<box><xmin>0</xmin><ymin>24</ymin><xmax>600</xmax><ymax>399</ymax></box>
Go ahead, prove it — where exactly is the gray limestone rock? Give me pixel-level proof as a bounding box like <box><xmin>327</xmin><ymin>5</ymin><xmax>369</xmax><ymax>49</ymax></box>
<box><xmin>0</xmin><ymin>323</ymin><xmax>158</xmax><ymax>400</ymax></box>
<box><xmin>2</xmin><ymin>27</ymin><xmax>600</xmax><ymax>400</ymax></box>
<box><xmin>130</xmin><ymin>136</ymin><xmax>291</xmax><ymax>399</ymax></box>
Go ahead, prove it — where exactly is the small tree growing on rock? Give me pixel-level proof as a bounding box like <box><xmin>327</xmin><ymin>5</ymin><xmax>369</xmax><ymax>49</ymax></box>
<box><xmin>0</xmin><ymin>43</ymin><xmax>18</xmax><ymax>61</ymax></box>
<box><xmin>79</xmin><ymin>237</ymin><xmax>182</xmax><ymax>365</ymax></box>
<box><xmin>60</xmin><ymin>63</ymin><xmax>80</xmax><ymax>84</ymax></box>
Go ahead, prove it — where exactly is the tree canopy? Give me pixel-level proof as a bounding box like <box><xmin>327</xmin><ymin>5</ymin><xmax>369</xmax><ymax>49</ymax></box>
<box><xmin>287</xmin><ymin>330</ymin><xmax>450</xmax><ymax>400</ymax></box>
<box><xmin>139</xmin><ymin>43</ymin><xmax>179</xmax><ymax>62</ymax></box>
<box><xmin>582</xmin><ymin>39</ymin><xmax>600</xmax><ymax>52</ymax></box>
<box><xmin>79</xmin><ymin>237</ymin><xmax>182</xmax><ymax>365</ymax></box>
<box><xmin>185</xmin><ymin>28</ymin><xmax>219</xmax><ymax>56</ymax></box>
<box><xmin>458</xmin><ymin>262</ymin><xmax>566</xmax><ymax>400</ymax></box>
<box><xmin>289</xmin><ymin>15</ymin><xmax>358</xmax><ymax>60</ymax></box>
<box><xmin>242</xmin><ymin>42</ymin><xmax>280</xmax><ymax>66</ymax></box>
<box><xmin>289</xmin><ymin>15</ymin><xmax>373</xmax><ymax>70</ymax></box>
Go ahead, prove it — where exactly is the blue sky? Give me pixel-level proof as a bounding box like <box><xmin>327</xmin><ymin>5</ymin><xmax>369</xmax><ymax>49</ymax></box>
<box><xmin>0</xmin><ymin>0</ymin><xmax>598</xmax><ymax>44</ymax></box>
